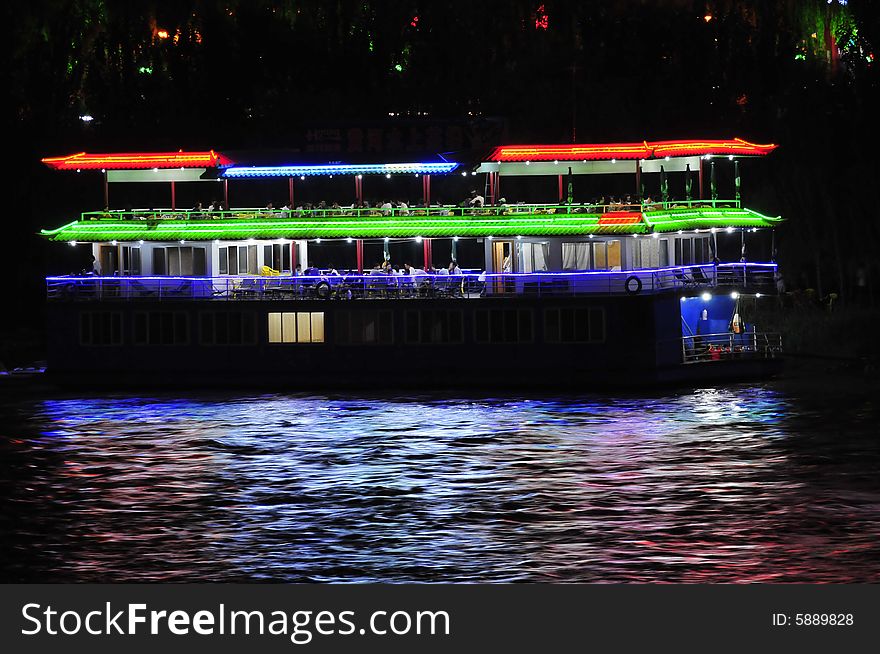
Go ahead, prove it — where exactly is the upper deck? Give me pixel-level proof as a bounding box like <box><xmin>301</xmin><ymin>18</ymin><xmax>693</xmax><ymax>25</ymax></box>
<box><xmin>41</xmin><ymin>201</ymin><xmax>778</xmax><ymax>242</ymax></box>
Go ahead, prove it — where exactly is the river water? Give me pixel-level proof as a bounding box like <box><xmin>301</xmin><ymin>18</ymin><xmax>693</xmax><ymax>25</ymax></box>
<box><xmin>1</xmin><ymin>380</ymin><xmax>878</xmax><ymax>582</ymax></box>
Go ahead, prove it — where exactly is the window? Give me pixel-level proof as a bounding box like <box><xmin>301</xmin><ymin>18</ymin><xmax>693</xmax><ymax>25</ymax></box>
<box><xmin>474</xmin><ymin>309</ymin><xmax>533</xmax><ymax>343</ymax></box>
<box><xmin>404</xmin><ymin>310</ymin><xmax>463</xmax><ymax>344</ymax></box>
<box><xmin>133</xmin><ymin>312</ymin><xmax>189</xmax><ymax>345</ymax></box>
<box><xmin>268</xmin><ymin>312</ymin><xmax>324</xmax><ymax>343</ymax></box>
<box><xmin>219</xmin><ymin>245</ymin><xmax>258</xmax><ymax>275</ymax></box>
<box><xmin>675</xmin><ymin>238</ymin><xmax>692</xmax><ymax>265</ymax></box>
<box><xmin>199</xmin><ymin>312</ymin><xmax>257</xmax><ymax>345</ymax></box>
<box><xmin>79</xmin><ymin>312</ymin><xmax>122</xmax><ymax>346</ymax></box>
<box><xmin>153</xmin><ymin>246</ymin><xmax>206</xmax><ymax>276</ymax></box>
<box><xmin>544</xmin><ymin>307</ymin><xmax>605</xmax><ymax>343</ymax></box>
<box><xmin>564</xmin><ymin>240</ymin><xmax>621</xmax><ymax>271</ymax></box>
<box><xmin>660</xmin><ymin>239</ymin><xmax>669</xmax><ymax>267</ymax></box>
<box><xmin>263</xmin><ymin>244</ymin><xmax>292</xmax><ymax>273</ymax></box>
<box><xmin>562</xmin><ymin>242</ymin><xmax>591</xmax><ymax>270</ymax></box>
<box><xmin>632</xmin><ymin>239</ymin><xmax>661</xmax><ymax>269</ymax></box>
<box><xmin>336</xmin><ymin>310</ymin><xmax>393</xmax><ymax>345</ymax></box>
<box><xmin>518</xmin><ymin>242</ymin><xmax>549</xmax><ymax>272</ymax></box>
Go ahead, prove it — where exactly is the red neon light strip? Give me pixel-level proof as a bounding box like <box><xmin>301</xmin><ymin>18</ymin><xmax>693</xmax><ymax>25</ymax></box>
<box><xmin>41</xmin><ymin>150</ymin><xmax>229</xmax><ymax>170</ymax></box>
<box><xmin>488</xmin><ymin>138</ymin><xmax>777</xmax><ymax>162</ymax></box>
<box><xmin>598</xmin><ymin>212</ymin><xmax>643</xmax><ymax>225</ymax></box>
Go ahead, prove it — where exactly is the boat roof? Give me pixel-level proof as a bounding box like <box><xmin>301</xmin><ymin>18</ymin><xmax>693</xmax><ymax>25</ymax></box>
<box><xmin>485</xmin><ymin>138</ymin><xmax>778</xmax><ymax>163</ymax></box>
<box><xmin>41</xmin><ymin>151</ymin><xmax>230</xmax><ymax>171</ymax></box>
<box><xmin>40</xmin><ymin>207</ymin><xmax>780</xmax><ymax>242</ymax></box>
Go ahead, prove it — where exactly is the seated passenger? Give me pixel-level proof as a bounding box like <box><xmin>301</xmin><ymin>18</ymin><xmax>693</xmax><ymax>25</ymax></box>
<box><xmin>448</xmin><ymin>260</ymin><xmax>462</xmax><ymax>275</ymax></box>
<box><xmin>380</xmin><ymin>200</ymin><xmax>393</xmax><ymax>216</ymax></box>
<box><xmin>468</xmin><ymin>190</ymin><xmax>485</xmax><ymax>208</ymax></box>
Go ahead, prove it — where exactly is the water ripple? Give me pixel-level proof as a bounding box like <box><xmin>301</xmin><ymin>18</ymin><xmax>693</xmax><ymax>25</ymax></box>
<box><xmin>1</xmin><ymin>382</ymin><xmax>879</xmax><ymax>582</ymax></box>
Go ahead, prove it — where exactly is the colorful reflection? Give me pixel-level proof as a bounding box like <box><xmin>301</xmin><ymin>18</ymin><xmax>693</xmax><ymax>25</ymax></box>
<box><xmin>1</xmin><ymin>383</ymin><xmax>878</xmax><ymax>582</ymax></box>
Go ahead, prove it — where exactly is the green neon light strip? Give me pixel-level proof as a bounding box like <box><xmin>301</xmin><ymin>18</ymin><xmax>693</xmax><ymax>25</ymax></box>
<box><xmin>41</xmin><ymin>207</ymin><xmax>779</xmax><ymax>242</ymax></box>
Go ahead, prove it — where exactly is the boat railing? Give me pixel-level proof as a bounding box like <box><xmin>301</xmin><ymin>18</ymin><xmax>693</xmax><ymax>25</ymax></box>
<box><xmin>77</xmin><ymin>200</ymin><xmax>742</xmax><ymax>222</ymax></box>
<box><xmin>46</xmin><ymin>262</ymin><xmax>777</xmax><ymax>302</ymax></box>
<box><xmin>680</xmin><ymin>332</ymin><xmax>783</xmax><ymax>364</ymax></box>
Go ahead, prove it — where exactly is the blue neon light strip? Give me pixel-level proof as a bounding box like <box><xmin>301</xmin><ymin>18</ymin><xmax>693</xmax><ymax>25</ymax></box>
<box><xmin>221</xmin><ymin>162</ymin><xmax>460</xmax><ymax>178</ymax></box>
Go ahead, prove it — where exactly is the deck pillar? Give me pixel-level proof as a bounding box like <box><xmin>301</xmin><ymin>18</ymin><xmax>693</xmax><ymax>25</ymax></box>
<box><xmin>557</xmin><ymin>174</ymin><xmax>564</xmax><ymax>203</ymax></box>
<box><xmin>288</xmin><ymin>177</ymin><xmax>295</xmax><ymax>207</ymax></box>
<box><xmin>103</xmin><ymin>171</ymin><xmax>109</xmax><ymax>209</ymax></box>
<box><xmin>355</xmin><ymin>176</ymin><xmax>364</xmax><ymax>205</ymax></box>
<box><xmin>356</xmin><ymin>239</ymin><xmax>364</xmax><ymax>273</ymax></box>
<box><xmin>635</xmin><ymin>162</ymin><xmax>642</xmax><ymax>200</ymax></box>
<box><xmin>698</xmin><ymin>159</ymin><xmax>704</xmax><ymax>199</ymax></box>
<box><xmin>423</xmin><ymin>238</ymin><xmax>433</xmax><ymax>270</ymax></box>
<box><xmin>224</xmin><ymin>179</ymin><xmax>229</xmax><ymax>209</ymax></box>
<box><xmin>488</xmin><ymin>171</ymin><xmax>495</xmax><ymax>205</ymax></box>
<box><xmin>422</xmin><ymin>174</ymin><xmax>431</xmax><ymax>206</ymax></box>
<box><xmin>171</xmin><ymin>181</ymin><xmax>176</xmax><ymax>210</ymax></box>
<box><xmin>290</xmin><ymin>241</ymin><xmax>297</xmax><ymax>273</ymax></box>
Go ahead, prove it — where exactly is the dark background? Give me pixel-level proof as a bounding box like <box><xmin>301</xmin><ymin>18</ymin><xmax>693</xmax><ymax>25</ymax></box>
<box><xmin>3</xmin><ymin>0</ymin><xmax>879</xmax><ymax>365</ymax></box>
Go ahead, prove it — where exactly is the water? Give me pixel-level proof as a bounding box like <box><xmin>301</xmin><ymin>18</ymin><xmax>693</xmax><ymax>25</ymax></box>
<box><xmin>1</xmin><ymin>381</ymin><xmax>878</xmax><ymax>582</ymax></box>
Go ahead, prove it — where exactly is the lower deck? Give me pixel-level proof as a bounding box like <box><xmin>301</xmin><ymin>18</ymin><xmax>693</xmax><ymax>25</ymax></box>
<box><xmin>46</xmin><ymin>293</ymin><xmax>782</xmax><ymax>388</ymax></box>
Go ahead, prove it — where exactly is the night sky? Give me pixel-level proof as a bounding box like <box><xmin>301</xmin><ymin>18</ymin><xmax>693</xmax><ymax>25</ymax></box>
<box><xmin>4</xmin><ymin>0</ymin><xmax>879</xmax><ymax>363</ymax></box>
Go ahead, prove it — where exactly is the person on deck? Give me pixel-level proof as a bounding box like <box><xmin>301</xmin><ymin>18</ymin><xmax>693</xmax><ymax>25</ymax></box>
<box><xmin>449</xmin><ymin>260</ymin><xmax>462</xmax><ymax>275</ymax></box>
<box><xmin>468</xmin><ymin>190</ymin><xmax>484</xmax><ymax>208</ymax></box>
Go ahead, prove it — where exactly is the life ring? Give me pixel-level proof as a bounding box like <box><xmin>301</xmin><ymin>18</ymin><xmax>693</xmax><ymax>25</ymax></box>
<box><xmin>624</xmin><ymin>275</ymin><xmax>642</xmax><ymax>295</ymax></box>
<box><xmin>315</xmin><ymin>281</ymin><xmax>332</xmax><ymax>299</ymax></box>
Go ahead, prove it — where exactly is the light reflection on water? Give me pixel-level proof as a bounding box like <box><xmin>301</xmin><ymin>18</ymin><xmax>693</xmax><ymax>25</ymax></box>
<box><xmin>1</xmin><ymin>383</ymin><xmax>879</xmax><ymax>582</ymax></box>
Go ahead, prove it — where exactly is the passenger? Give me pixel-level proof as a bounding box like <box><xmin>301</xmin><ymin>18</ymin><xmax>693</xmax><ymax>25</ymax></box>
<box><xmin>86</xmin><ymin>254</ymin><xmax>101</xmax><ymax>275</ymax></box>
<box><xmin>331</xmin><ymin>201</ymin><xmax>341</xmax><ymax>211</ymax></box>
<box><xmin>293</xmin><ymin>263</ymin><xmax>303</xmax><ymax>276</ymax></box>
<box><xmin>265</xmin><ymin>201</ymin><xmax>274</xmax><ymax>211</ymax></box>
<box><xmin>468</xmin><ymin>190</ymin><xmax>485</xmax><ymax>208</ymax></box>
<box><xmin>398</xmin><ymin>200</ymin><xmax>409</xmax><ymax>215</ymax></box>
<box><xmin>449</xmin><ymin>260</ymin><xmax>462</xmax><ymax>275</ymax></box>
<box><xmin>380</xmin><ymin>200</ymin><xmax>393</xmax><ymax>216</ymax></box>
<box><xmin>326</xmin><ymin>263</ymin><xmax>340</xmax><ymax>276</ymax></box>
<box><xmin>304</xmin><ymin>265</ymin><xmax>320</xmax><ymax>276</ymax></box>
<box><xmin>498</xmin><ymin>197</ymin><xmax>509</xmax><ymax>212</ymax></box>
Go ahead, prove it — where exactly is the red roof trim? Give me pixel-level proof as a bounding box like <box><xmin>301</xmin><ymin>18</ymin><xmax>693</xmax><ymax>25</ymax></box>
<box><xmin>487</xmin><ymin>138</ymin><xmax>777</xmax><ymax>162</ymax></box>
<box><xmin>41</xmin><ymin>150</ymin><xmax>230</xmax><ymax>170</ymax></box>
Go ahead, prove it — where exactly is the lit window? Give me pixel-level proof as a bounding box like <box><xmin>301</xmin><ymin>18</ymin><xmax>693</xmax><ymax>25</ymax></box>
<box><xmin>268</xmin><ymin>312</ymin><xmax>324</xmax><ymax>343</ymax></box>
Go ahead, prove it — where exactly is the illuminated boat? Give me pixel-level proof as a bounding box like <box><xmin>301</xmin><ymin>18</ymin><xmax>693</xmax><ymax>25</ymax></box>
<box><xmin>39</xmin><ymin>139</ymin><xmax>784</xmax><ymax>388</ymax></box>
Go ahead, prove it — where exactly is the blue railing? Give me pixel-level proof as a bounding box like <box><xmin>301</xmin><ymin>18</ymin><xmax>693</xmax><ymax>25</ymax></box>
<box><xmin>46</xmin><ymin>263</ymin><xmax>778</xmax><ymax>301</ymax></box>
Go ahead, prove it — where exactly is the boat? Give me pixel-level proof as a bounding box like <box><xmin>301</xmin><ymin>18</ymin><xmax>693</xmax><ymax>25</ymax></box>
<box><xmin>39</xmin><ymin>138</ymin><xmax>784</xmax><ymax>388</ymax></box>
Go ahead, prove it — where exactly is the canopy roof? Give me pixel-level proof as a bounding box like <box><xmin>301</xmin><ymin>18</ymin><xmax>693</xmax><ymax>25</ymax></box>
<box><xmin>40</xmin><ymin>207</ymin><xmax>780</xmax><ymax>242</ymax></box>
<box><xmin>220</xmin><ymin>161</ymin><xmax>459</xmax><ymax>178</ymax></box>
<box><xmin>485</xmin><ymin>138</ymin><xmax>777</xmax><ymax>163</ymax></box>
<box><xmin>41</xmin><ymin>151</ymin><xmax>229</xmax><ymax>171</ymax></box>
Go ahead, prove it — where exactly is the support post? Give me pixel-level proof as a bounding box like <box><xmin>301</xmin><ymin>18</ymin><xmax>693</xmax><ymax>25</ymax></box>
<box><xmin>451</xmin><ymin>238</ymin><xmax>457</xmax><ymax>262</ymax></box>
<box><xmin>290</xmin><ymin>241</ymin><xmax>298</xmax><ymax>273</ymax></box>
<box><xmin>355</xmin><ymin>176</ymin><xmax>364</xmax><ymax>205</ymax></box>
<box><xmin>289</xmin><ymin>177</ymin><xmax>295</xmax><ymax>207</ymax></box>
<box><xmin>224</xmin><ymin>179</ymin><xmax>229</xmax><ymax>210</ymax></box>
<box><xmin>698</xmin><ymin>159</ymin><xmax>704</xmax><ymax>200</ymax></box>
<box><xmin>171</xmin><ymin>181</ymin><xmax>176</xmax><ymax>210</ymax></box>
<box><xmin>103</xmin><ymin>171</ymin><xmax>109</xmax><ymax>209</ymax></box>
<box><xmin>635</xmin><ymin>162</ymin><xmax>641</xmax><ymax>201</ymax></box>
<box><xmin>423</xmin><ymin>175</ymin><xmax>431</xmax><ymax>206</ymax></box>
<box><xmin>488</xmin><ymin>172</ymin><xmax>495</xmax><ymax>205</ymax></box>
<box><xmin>356</xmin><ymin>239</ymin><xmax>364</xmax><ymax>273</ymax></box>
<box><xmin>423</xmin><ymin>238</ymin><xmax>432</xmax><ymax>270</ymax></box>
<box><xmin>558</xmin><ymin>174</ymin><xmax>564</xmax><ymax>204</ymax></box>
